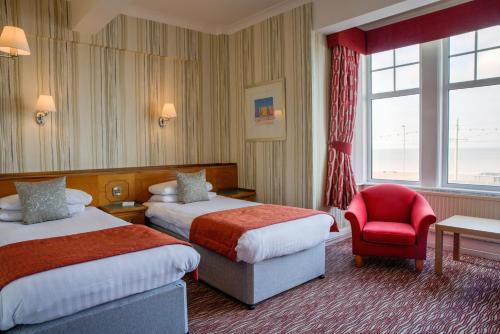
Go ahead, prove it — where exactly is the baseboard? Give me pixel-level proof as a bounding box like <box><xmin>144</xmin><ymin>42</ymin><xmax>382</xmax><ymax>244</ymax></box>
<box><xmin>326</xmin><ymin>227</ymin><xmax>351</xmax><ymax>245</ymax></box>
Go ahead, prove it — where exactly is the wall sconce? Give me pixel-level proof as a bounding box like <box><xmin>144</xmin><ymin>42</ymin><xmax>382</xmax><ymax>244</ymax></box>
<box><xmin>35</xmin><ymin>95</ymin><xmax>56</xmax><ymax>125</ymax></box>
<box><xmin>274</xmin><ymin>109</ymin><xmax>284</xmax><ymax>119</ymax></box>
<box><xmin>0</xmin><ymin>26</ymin><xmax>30</xmax><ymax>59</ymax></box>
<box><xmin>159</xmin><ymin>103</ymin><xmax>177</xmax><ymax>128</ymax></box>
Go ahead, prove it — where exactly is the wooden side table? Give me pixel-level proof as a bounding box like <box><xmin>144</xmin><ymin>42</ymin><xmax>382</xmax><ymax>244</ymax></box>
<box><xmin>434</xmin><ymin>215</ymin><xmax>500</xmax><ymax>275</ymax></box>
<box><xmin>217</xmin><ymin>188</ymin><xmax>257</xmax><ymax>202</ymax></box>
<box><xmin>99</xmin><ymin>203</ymin><xmax>147</xmax><ymax>225</ymax></box>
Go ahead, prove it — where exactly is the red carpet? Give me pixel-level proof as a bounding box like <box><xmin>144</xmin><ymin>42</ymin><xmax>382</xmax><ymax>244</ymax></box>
<box><xmin>186</xmin><ymin>239</ymin><xmax>500</xmax><ymax>334</ymax></box>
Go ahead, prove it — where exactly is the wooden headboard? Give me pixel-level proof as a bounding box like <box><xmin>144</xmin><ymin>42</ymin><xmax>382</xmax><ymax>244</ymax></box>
<box><xmin>0</xmin><ymin>164</ymin><xmax>238</xmax><ymax>206</ymax></box>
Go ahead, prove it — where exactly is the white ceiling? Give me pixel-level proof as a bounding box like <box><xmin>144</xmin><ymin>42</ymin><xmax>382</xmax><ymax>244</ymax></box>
<box><xmin>71</xmin><ymin>0</ymin><xmax>311</xmax><ymax>34</ymax></box>
<box><xmin>128</xmin><ymin>0</ymin><xmax>287</xmax><ymax>26</ymax></box>
<box><xmin>71</xmin><ymin>0</ymin><xmax>459</xmax><ymax>36</ymax></box>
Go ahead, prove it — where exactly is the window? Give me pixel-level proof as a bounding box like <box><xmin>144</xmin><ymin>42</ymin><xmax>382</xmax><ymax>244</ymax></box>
<box><xmin>445</xmin><ymin>26</ymin><xmax>500</xmax><ymax>189</ymax></box>
<box><xmin>365</xmin><ymin>25</ymin><xmax>500</xmax><ymax>192</ymax></box>
<box><xmin>369</xmin><ymin>45</ymin><xmax>420</xmax><ymax>182</ymax></box>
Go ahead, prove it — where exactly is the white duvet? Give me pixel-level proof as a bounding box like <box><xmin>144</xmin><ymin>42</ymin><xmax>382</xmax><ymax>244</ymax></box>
<box><xmin>0</xmin><ymin>207</ymin><xmax>200</xmax><ymax>331</ymax></box>
<box><xmin>144</xmin><ymin>196</ymin><xmax>333</xmax><ymax>264</ymax></box>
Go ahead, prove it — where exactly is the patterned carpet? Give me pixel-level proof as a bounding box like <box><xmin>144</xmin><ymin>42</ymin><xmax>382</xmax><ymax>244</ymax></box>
<box><xmin>185</xmin><ymin>239</ymin><xmax>500</xmax><ymax>334</ymax></box>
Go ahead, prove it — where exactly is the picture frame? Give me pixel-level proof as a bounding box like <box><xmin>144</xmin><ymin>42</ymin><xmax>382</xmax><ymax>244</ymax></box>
<box><xmin>244</xmin><ymin>79</ymin><xmax>286</xmax><ymax>141</ymax></box>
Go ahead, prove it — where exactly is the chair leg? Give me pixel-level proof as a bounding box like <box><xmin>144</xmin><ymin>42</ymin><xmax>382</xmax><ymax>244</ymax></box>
<box><xmin>354</xmin><ymin>255</ymin><xmax>364</xmax><ymax>268</ymax></box>
<box><xmin>415</xmin><ymin>259</ymin><xmax>424</xmax><ymax>273</ymax></box>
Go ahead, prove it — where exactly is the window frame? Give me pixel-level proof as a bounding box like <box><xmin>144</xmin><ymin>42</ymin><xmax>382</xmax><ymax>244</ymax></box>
<box><xmin>442</xmin><ymin>36</ymin><xmax>500</xmax><ymax>192</ymax></box>
<box><xmin>367</xmin><ymin>47</ymin><xmax>422</xmax><ymax>185</ymax></box>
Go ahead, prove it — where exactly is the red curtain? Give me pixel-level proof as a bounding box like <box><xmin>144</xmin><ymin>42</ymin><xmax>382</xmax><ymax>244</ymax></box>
<box><xmin>324</xmin><ymin>45</ymin><xmax>359</xmax><ymax>210</ymax></box>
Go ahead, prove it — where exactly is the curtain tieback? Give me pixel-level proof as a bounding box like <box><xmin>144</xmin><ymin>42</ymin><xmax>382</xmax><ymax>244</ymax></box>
<box><xmin>330</xmin><ymin>141</ymin><xmax>352</xmax><ymax>155</ymax></box>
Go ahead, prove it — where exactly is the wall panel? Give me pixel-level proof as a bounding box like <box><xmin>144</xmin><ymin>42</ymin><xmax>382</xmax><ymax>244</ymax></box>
<box><xmin>0</xmin><ymin>0</ymin><xmax>230</xmax><ymax>173</ymax></box>
<box><xmin>228</xmin><ymin>4</ymin><xmax>313</xmax><ymax>207</ymax></box>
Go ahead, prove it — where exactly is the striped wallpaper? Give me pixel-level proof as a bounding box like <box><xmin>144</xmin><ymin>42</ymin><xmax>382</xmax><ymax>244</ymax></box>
<box><xmin>0</xmin><ymin>0</ymin><xmax>315</xmax><ymax>208</ymax></box>
<box><xmin>228</xmin><ymin>4</ymin><xmax>313</xmax><ymax>208</ymax></box>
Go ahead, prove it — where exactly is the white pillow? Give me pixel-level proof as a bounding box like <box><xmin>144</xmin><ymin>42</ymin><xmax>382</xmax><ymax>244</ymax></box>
<box><xmin>0</xmin><ymin>209</ymin><xmax>23</xmax><ymax>222</ymax></box>
<box><xmin>149</xmin><ymin>192</ymin><xmax>217</xmax><ymax>203</ymax></box>
<box><xmin>0</xmin><ymin>204</ymin><xmax>86</xmax><ymax>222</ymax></box>
<box><xmin>0</xmin><ymin>189</ymin><xmax>92</xmax><ymax>210</ymax></box>
<box><xmin>65</xmin><ymin>189</ymin><xmax>93</xmax><ymax>205</ymax></box>
<box><xmin>0</xmin><ymin>194</ymin><xmax>21</xmax><ymax>211</ymax></box>
<box><xmin>148</xmin><ymin>180</ymin><xmax>213</xmax><ymax>195</ymax></box>
<box><xmin>67</xmin><ymin>204</ymin><xmax>86</xmax><ymax>215</ymax></box>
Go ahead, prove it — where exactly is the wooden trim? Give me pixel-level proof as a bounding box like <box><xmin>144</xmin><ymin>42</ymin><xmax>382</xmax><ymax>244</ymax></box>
<box><xmin>0</xmin><ymin>164</ymin><xmax>238</xmax><ymax>207</ymax></box>
<box><xmin>0</xmin><ymin>163</ymin><xmax>236</xmax><ymax>179</ymax></box>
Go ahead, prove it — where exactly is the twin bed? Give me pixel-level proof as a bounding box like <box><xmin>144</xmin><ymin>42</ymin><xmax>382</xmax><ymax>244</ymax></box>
<box><xmin>145</xmin><ymin>196</ymin><xmax>335</xmax><ymax>308</ymax></box>
<box><xmin>0</xmin><ymin>164</ymin><xmax>336</xmax><ymax>333</ymax></box>
<box><xmin>0</xmin><ymin>207</ymin><xmax>199</xmax><ymax>333</ymax></box>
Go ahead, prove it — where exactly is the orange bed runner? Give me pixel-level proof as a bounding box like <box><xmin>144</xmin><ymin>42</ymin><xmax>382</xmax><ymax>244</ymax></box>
<box><xmin>0</xmin><ymin>225</ymin><xmax>195</xmax><ymax>290</ymax></box>
<box><xmin>189</xmin><ymin>204</ymin><xmax>338</xmax><ymax>261</ymax></box>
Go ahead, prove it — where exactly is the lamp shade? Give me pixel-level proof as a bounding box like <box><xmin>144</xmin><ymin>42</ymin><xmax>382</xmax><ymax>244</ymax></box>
<box><xmin>162</xmin><ymin>103</ymin><xmax>177</xmax><ymax>118</ymax></box>
<box><xmin>36</xmin><ymin>95</ymin><xmax>56</xmax><ymax>112</ymax></box>
<box><xmin>0</xmin><ymin>26</ymin><xmax>30</xmax><ymax>56</ymax></box>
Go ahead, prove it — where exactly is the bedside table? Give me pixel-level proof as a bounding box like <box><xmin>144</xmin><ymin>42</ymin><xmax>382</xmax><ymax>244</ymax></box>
<box><xmin>217</xmin><ymin>188</ymin><xmax>256</xmax><ymax>202</ymax></box>
<box><xmin>99</xmin><ymin>203</ymin><xmax>147</xmax><ymax>224</ymax></box>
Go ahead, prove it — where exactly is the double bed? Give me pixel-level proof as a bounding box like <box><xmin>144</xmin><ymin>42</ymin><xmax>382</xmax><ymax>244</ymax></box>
<box><xmin>145</xmin><ymin>195</ymin><xmax>335</xmax><ymax>308</ymax></box>
<box><xmin>0</xmin><ymin>207</ymin><xmax>199</xmax><ymax>334</ymax></box>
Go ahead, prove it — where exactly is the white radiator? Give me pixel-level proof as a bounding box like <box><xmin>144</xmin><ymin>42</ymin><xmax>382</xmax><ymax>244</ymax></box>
<box><xmin>419</xmin><ymin>190</ymin><xmax>500</xmax><ymax>221</ymax></box>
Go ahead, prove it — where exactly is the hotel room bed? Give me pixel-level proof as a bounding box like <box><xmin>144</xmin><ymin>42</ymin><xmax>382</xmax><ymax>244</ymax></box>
<box><xmin>0</xmin><ymin>207</ymin><xmax>200</xmax><ymax>334</ymax></box>
<box><xmin>145</xmin><ymin>196</ymin><xmax>333</xmax><ymax>308</ymax></box>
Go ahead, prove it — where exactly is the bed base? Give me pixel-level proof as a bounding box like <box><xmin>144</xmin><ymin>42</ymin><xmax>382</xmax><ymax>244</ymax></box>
<box><xmin>3</xmin><ymin>280</ymin><xmax>188</xmax><ymax>334</ymax></box>
<box><xmin>150</xmin><ymin>224</ymin><xmax>326</xmax><ymax>308</ymax></box>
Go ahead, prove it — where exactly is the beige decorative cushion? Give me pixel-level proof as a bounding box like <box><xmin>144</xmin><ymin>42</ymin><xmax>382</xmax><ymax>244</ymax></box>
<box><xmin>15</xmin><ymin>177</ymin><xmax>70</xmax><ymax>224</ymax></box>
<box><xmin>176</xmin><ymin>170</ymin><xmax>209</xmax><ymax>204</ymax></box>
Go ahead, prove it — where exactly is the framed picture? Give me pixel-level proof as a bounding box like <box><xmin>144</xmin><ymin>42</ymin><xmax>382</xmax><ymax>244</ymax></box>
<box><xmin>245</xmin><ymin>79</ymin><xmax>286</xmax><ymax>141</ymax></box>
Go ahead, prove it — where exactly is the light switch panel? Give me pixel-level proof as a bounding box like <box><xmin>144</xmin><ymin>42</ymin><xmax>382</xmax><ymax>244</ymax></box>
<box><xmin>112</xmin><ymin>186</ymin><xmax>122</xmax><ymax>197</ymax></box>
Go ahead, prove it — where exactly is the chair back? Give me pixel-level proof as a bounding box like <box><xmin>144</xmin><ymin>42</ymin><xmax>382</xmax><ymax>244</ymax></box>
<box><xmin>361</xmin><ymin>184</ymin><xmax>417</xmax><ymax>224</ymax></box>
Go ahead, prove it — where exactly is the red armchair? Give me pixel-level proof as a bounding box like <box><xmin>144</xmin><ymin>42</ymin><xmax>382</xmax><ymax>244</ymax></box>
<box><xmin>345</xmin><ymin>184</ymin><xmax>436</xmax><ymax>272</ymax></box>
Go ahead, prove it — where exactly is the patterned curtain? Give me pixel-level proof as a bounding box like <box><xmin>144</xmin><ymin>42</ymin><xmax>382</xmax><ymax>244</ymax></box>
<box><xmin>324</xmin><ymin>45</ymin><xmax>360</xmax><ymax>210</ymax></box>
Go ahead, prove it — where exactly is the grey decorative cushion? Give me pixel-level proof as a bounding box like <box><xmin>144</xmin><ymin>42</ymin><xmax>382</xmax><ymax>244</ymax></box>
<box><xmin>15</xmin><ymin>177</ymin><xmax>70</xmax><ymax>224</ymax></box>
<box><xmin>176</xmin><ymin>170</ymin><xmax>209</xmax><ymax>204</ymax></box>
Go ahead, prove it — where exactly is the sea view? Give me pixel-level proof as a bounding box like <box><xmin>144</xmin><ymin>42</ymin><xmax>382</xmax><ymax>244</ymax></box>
<box><xmin>372</xmin><ymin>147</ymin><xmax>500</xmax><ymax>185</ymax></box>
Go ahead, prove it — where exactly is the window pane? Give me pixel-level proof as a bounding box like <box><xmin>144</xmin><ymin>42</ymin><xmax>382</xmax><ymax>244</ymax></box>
<box><xmin>450</xmin><ymin>31</ymin><xmax>475</xmax><ymax>55</ymax></box>
<box><xmin>477</xmin><ymin>48</ymin><xmax>500</xmax><ymax>80</ymax></box>
<box><xmin>395</xmin><ymin>45</ymin><xmax>419</xmax><ymax>65</ymax></box>
<box><xmin>449</xmin><ymin>54</ymin><xmax>475</xmax><ymax>83</ymax></box>
<box><xmin>448</xmin><ymin>85</ymin><xmax>500</xmax><ymax>186</ymax></box>
<box><xmin>372</xmin><ymin>95</ymin><xmax>420</xmax><ymax>181</ymax></box>
<box><xmin>372</xmin><ymin>68</ymin><xmax>394</xmax><ymax>94</ymax></box>
<box><xmin>371</xmin><ymin>50</ymin><xmax>393</xmax><ymax>70</ymax></box>
<box><xmin>478</xmin><ymin>25</ymin><xmax>500</xmax><ymax>50</ymax></box>
<box><xmin>396</xmin><ymin>64</ymin><xmax>419</xmax><ymax>90</ymax></box>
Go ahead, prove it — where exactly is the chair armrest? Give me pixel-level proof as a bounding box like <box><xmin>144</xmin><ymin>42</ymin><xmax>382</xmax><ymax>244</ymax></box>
<box><xmin>411</xmin><ymin>194</ymin><xmax>437</xmax><ymax>235</ymax></box>
<box><xmin>344</xmin><ymin>193</ymin><xmax>367</xmax><ymax>236</ymax></box>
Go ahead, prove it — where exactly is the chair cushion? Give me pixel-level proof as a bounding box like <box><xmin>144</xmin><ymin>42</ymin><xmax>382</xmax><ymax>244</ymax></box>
<box><xmin>363</xmin><ymin>221</ymin><xmax>416</xmax><ymax>246</ymax></box>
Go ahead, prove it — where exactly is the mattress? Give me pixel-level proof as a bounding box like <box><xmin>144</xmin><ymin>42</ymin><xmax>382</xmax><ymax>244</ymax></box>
<box><xmin>144</xmin><ymin>196</ymin><xmax>333</xmax><ymax>264</ymax></box>
<box><xmin>0</xmin><ymin>207</ymin><xmax>200</xmax><ymax>331</ymax></box>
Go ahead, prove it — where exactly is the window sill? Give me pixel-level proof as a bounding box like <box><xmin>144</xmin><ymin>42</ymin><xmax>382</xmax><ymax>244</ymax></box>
<box><xmin>358</xmin><ymin>182</ymin><xmax>500</xmax><ymax>200</ymax></box>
